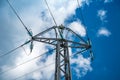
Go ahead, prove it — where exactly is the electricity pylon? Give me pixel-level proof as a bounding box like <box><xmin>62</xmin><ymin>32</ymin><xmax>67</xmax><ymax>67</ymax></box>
<box><xmin>6</xmin><ymin>0</ymin><xmax>93</xmax><ymax>80</ymax></box>
<box><xmin>30</xmin><ymin>25</ymin><xmax>92</xmax><ymax>80</ymax></box>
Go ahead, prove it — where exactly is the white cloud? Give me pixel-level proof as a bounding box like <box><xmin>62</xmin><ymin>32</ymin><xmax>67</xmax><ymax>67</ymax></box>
<box><xmin>69</xmin><ymin>47</ymin><xmax>92</xmax><ymax>78</ymax></box>
<box><xmin>71</xmin><ymin>55</ymin><xmax>92</xmax><ymax>77</ymax></box>
<box><xmin>76</xmin><ymin>0</ymin><xmax>92</xmax><ymax>7</ymax></box>
<box><xmin>97</xmin><ymin>9</ymin><xmax>107</xmax><ymax>22</ymax></box>
<box><xmin>0</xmin><ymin>42</ymin><xmax>55</xmax><ymax>80</ymax></box>
<box><xmin>104</xmin><ymin>0</ymin><xmax>113</xmax><ymax>3</ymax></box>
<box><xmin>97</xmin><ymin>27</ymin><xmax>111</xmax><ymax>37</ymax></box>
<box><xmin>83</xmin><ymin>0</ymin><xmax>93</xmax><ymax>5</ymax></box>
<box><xmin>68</xmin><ymin>21</ymin><xmax>86</xmax><ymax>37</ymax></box>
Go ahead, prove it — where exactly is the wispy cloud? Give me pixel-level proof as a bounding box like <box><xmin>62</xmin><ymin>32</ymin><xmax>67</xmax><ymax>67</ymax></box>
<box><xmin>97</xmin><ymin>27</ymin><xmax>111</xmax><ymax>37</ymax></box>
<box><xmin>68</xmin><ymin>21</ymin><xmax>86</xmax><ymax>37</ymax></box>
<box><xmin>104</xmin><ymin>0</ymin><xmax>113</xmax><ymax>3</ymax></box>
<box><xmin>97</xmin><ymin>9</ymin><xmax>107</xmax><ymax>22</ymax></box>
<box><xmin>71</xmin><ymin>55</ymin><xmax>92</xmax><ymax>78</ymax></box>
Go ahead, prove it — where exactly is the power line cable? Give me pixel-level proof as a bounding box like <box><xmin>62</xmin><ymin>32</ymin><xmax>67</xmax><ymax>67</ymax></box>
<box><xmin>77</xmin><ymin>0</ymin><xmax>89</xmax><ymax>40</ymax></box>
<box><xmin>13</xmin><ymin>48</ymin><xmax>87</xmax><ymax>80</ymax></box>
<box><xmin>13</xmin><ymin>62</ymin><xmax>55</xmax><ymax>80</ymax></box>
<box><xmin>6</xmin><ymin>0</ymin><xmax>32</xmax><ymax>37</ymax></box>
<box><xmin>44</xmin><ymin>0</ymin><xmax>64</xmax><ymax>39</ymax></box>
<box><xmin>77</xmin><ymin>0</ymin><xmax>94</xmax><ymax>61</ymax></box>
<box><xmin>2</xmin><ymin>0</ymin><xmax>33</xmax><ymax>58</ymax></box>
<box><xmin>0</xmin><ymin>48</ymin><xmax>56</xmax><ymax>75</ymax></box>
<box><xmin>77</xmin><ymin>0</ymin><xmax>86</xmax><ymax>26</ymax></box>
<box><xmin>0</xmin><ymin>40</ymin><xmax>31</xmax><ymax>58</ymax></box>
<box><xmin>70</xmin><ymin>49</ymin><xmax>87</xmax><ymax>58</ymax></box>
<box><xmin>22</xmin><ymin>46</ymin><xmax>29</xmax><ymax>56</ymax></box>
<box><xmin>44</xmin><ymin>0</ymin><xmax>57</xmax><ymax>26</ymax></box>
<box><xmin>0</xmin><ymin>46</ymin><xmax>21</xmax><ymax>58</ymax></box>
<box><xmin>7</xmin><ymin>0</ymin><xmax>35</xmax><ymax>53</ymax></box>
<box><xmin>44</xmin><ymin>0</ymin><xmax>58</xmax><ymax>39</ymax></box>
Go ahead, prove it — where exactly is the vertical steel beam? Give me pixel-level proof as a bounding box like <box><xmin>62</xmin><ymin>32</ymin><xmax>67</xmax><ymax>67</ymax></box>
<box><xmin>55</xmin><ymin>41</ymin><xmax>61</xmax><ymax>80</ymax></box>
<box><xmin>64</xmin><ymin>42</ymin><xmax>71</xmax><ymax>80</ymax></box>
<box><xmin>55</xmin><ymin>40</ymin><xmax>71</xmax><ymax>80</ymax></box>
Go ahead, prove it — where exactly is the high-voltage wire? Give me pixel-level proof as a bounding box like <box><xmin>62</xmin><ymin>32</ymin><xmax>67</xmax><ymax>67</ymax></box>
<box><xmin>77</xmin><ymin>0</ymin><xmax>90</xmax><ymax>41</ymax></box>
<box><xmin>13</xmin><ymin>49</ymin><xmax>87</xmax><ymax>80</ymax></box>
<box><xmin>13</xmin><ymin>62</ymin><xmax>55</xmax><ymax>80</ymax></box>
<box><xmin>0</xmin><ymin>48</ymin><xmax>56</xmax><ymax>75</ymax></box>
<box><xmin>4</xmin><ymin>0</ymin><xmax>33</xmax><ymax>55</ymax></box>
<box><xmin>77</xmin><ymin>0</ymin><xmax>90</xmax><ymax>39</ymax></box>
<box><xmin>70</xmin><ymin>49</ymin><xmax>87</xmax><ymax>57</ymax></box>
<box><xmin>44</xmin><ymin>0</ymin><xmax>58</xmax><ymax>38</ymax></box>
<box><xmin>0</xmin><ymin>46</ymin><xmax>21</xmax><ymax>58</ymax></box>
<box><xmin>77</xmin><ymin>0</ymin><xmax>86</xmax><ymax>26</ymax></box>
<box><xmin>44</xmin><ymin>0</ymin><xmax>63</xmax><ymax>39</ymax></box>
<box><xmin>44</xmin><ymin>0</ymin><xmax>57</xmax><ymax>26</ymax></box>
<box><xmin>0</xmin><ymin>47</ymin><xmax>84</xmax><ymax>77</ymax></box>
<box><xmin>0</xmin><ymin>40</ymin><xmax>31</xmax><ymax>58</ymax></box>
<box><xmin>77</xmin><ymin>0</ymin><xmax>94</xmax><ymax>60</ymax></box>
<box><xmin>6</xmin><ymin>0</ymin><xmax>32</xmax><ymax>37</ymax></box>
<box><xmin>7</xmin><ymin>0</ymin><xmax>34</xmax><ymax>53</ymax></box>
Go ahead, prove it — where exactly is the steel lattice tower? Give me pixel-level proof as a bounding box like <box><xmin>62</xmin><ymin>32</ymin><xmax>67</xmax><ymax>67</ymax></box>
<box><xmin>31</xmin><ymin>25</ymin><xmax>91</xmax><ymax>80</ymax></box>
<box><xmin>6</xmin><ymin>0</ymin><xmax>93</xmax><ymax>80</ymax></box>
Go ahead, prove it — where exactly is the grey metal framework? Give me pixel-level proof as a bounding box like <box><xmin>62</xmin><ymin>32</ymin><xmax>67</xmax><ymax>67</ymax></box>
<box><xmin>6</xmin><ymin>0</ymin><xmax>93</xmax><ymax>80</ymax></box>
<box><xmin>29</xmin><ymin>25</ymin><xmax>91</xmax><ymax>80</ymax></box>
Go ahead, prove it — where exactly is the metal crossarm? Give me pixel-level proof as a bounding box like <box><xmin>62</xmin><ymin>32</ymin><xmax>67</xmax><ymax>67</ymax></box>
<box><xmin>5</xmin><ymin>0</ymin><xmax>93</xmax><ymax>79</ymax></box>
<box><xmin>31</xmin><ymin>25</ymin><xmax>91</xmax><ymax>80</ymax></box>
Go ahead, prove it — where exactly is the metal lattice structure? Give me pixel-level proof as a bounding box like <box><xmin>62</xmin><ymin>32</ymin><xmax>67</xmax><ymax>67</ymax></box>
<box><xmin>5</xmin><ymin>0</ymin><xmax>94</xmax><ymax>80</ymax></box>
<box><xmin>29</xmin><ymin>25</ymin><xmax>91</xmax><ymax>80</ymax></box>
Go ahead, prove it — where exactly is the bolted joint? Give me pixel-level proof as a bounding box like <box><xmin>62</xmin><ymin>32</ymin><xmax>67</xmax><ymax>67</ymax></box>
<box><xmin>59</xmin><ymin>24</ymin><xmax>65</xmax><ymax>29</ymax></box>
<box><xmin>60</xmin><ymin>43</ymin><xmax>64</xmax><ymax>47</ymax></box>
<box><xmin>31</xmin><ymin>37</ymin><xmax>35</xmax><ymax>40</ymax></box>
<box><xmin>86</xmin><ymin>44</ymin><xmax>91</xmax><ymax>49</ymax></box>
<box><xmin>89</xmin><ymin>45</ymin><xmax>91</xmax><ymax>48</ymax></box>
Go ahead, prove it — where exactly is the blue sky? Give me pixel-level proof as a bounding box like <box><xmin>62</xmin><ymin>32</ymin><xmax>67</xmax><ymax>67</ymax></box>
<box><xmin>0</xmin><ymin>0</ymin><xmax>120</xmax><ymax>80</ymax></box>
